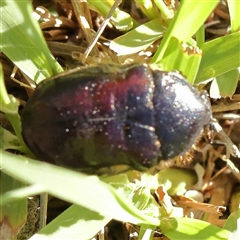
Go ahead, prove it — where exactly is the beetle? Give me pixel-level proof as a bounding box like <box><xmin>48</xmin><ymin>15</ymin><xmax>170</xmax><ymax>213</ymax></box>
<box><xmin>21</xmin><ymin>64</ymin><xmax>212</xmax><ymax>170</ymax></box>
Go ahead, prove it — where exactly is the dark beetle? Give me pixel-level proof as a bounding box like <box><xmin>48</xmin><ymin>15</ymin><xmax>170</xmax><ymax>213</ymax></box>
<box><xmin>21</xmin><ymin>64</ymin><xmax>212</xmax><ymax>170</ymax></box>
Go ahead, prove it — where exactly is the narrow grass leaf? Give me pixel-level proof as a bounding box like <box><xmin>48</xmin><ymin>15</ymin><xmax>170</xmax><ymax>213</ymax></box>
<box><xmin>30</xmin><ymin>204</ymin><xmax>111</xmax><ymax>240</ymax></box>
<box><xmin>0</xmin><ymin>184</ymin><xmax>46</xmax><ymax>206</ymax></box>
<box><xmin>0</xmin><ymin>0</ymin><xmax>63</xmax><ymax>83</ymax></box>
<box><xmin>195</xmin><ymin>24</ymin><xmax>205</xmax><ymax>47</ymax></box>
<box><xmin>138</xmin><ymin>224</ymin><xmax>154</xmax><ymax>240</ymax></box>
<box><xmin>0</xmin><ymin>63</ymin><xmax>30</xmax><ymax>152</ymax></box>
<box><xmin>1</xmin><ymin>151</ymin><xmax>160</xmax><ymax>226</ymax></box>
<box><xmin>223</xmin><ymin>208</ymin><xmax>240</xmax><ymax>239</ymax></box>
<box><xmin>162</xmin><ymin>218</ymin><xmax>232</xmax><ymax>240</ymax></box>
<box><xmin>0</xmin><ymin>127</ymin><xmax>21</xmax><ymax>151</ymax></box>
<box><xmin>103</xmin><ymin>174</ymin><xmax>161</xmax><ymax>219</ymax></box>
<box><xmin>0</xmin><ymin>172</ymin><xmax>27</xmax><ymax>240</ymax></box>
<box><xmin>159</xmin><ymin>37</ymin><xmax>202</xmax><ymax>83</ymax></box>
<box><xmin>228</xmin><ymin>0</ymin><xmax>240</xmax><ymax>32</ymax></box>
<box><xmin>136</xmin><ymin>0</ymin><xmax>161</xmax><ymax>20</ymax></box>
<box><xmin>151</xmin><ymin>0</ymin><xmax>219</xmax><ymax>63</ymax></box>
<box><xmin>0</xmin><ymin>63</ymin><xmax>19</xmax><ymax>114</ymax></box>
<box><xmin>153</xmin><ymin>0</ymin><xmax>174</xmax><ymax>20</ymax></box>
<box><xmin>110</xmin><ymin>19</ymin><xmax>165</xmax><ymax>55</ymax></box>
<box><xmin>156</xmin><ymin>168</ymin><xmax>198</xmax><ymax>196</ymax></box>
<box><xmin>195</xmin><ymin>32</ymin><xmax>240</xmax><ymax>83</ymax></box>
<box><xmin>210</xmin><ymin>69</ymin><xmax>239</xmax><ymax>98</ymax></box>
<box><xmin>87</xmin><ymin>0</ymin><xmax>134</xmax><ymax>30</ymax></box>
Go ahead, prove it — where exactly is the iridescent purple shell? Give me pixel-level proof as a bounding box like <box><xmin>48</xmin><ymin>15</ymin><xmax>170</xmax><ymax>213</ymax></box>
<box><xmin>21</xmin><ymin>64</ymin><xmax>211</xmax><ymax>170</ymax></box>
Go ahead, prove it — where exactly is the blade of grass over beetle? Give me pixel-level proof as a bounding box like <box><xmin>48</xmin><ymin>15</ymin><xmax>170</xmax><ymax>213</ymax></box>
<box><xmin>0</xmin><ymin>0</ymin><xmax>63</xmax><ymax>83</ymax></box>
<box><xmin>1</xmin><ymin>151</ymin><xmax>160</xmax><ymax>227</ymax></box>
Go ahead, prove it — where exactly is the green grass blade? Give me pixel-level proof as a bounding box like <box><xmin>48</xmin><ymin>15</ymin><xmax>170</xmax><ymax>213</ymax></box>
<box><xmin>103</xmin><ymin>173</ymin><xmax>161</xmax><ymax>219</ymax></box>
<box><xmin>162</xmin><ymin>218</ymin><xmax>232</xmax><ymax>240</ymax></box>
<box><xmin>209</xmin><ymin>69</ymin><xmax>239</xmax><ymax>98</ymax></box>
<box><xmin>110</xmin><ymin>19</ymin><xmax>165</xmax><ymax>55</ymax></box>
<box><xmin>153</xmin><ymin>0</ymin><xmax>174</xmax><ymax>20</ymax></box>
<box><xmin>0</xmin><ymin>63</ymin><xmax>19</xmax><ymax>114</ymax></box>
<box><xmin>0</xmin><ymin>0</ymin><xmax>63</xmax><ymax>83</ymax></box>
<box><xmin>156</xmin><ymin>168</ymin><xmax>197</xmax><ymax>196</ymax></box>
<box><xmin>0</xmin><ymin>126</ymin><xmax>22</xmax><ymax>151</ymax></box>
<box><xmin>1</xmin><ymin>151</ymin><xmax>160</xmax><ymax>226</ymax></box>
<box><xmin>31</xmin><ymin>204</ymin><xmax>111</xmax><ymax>240</ymax></box>
<box><xmin>158</xmin><ymin>37</ymin><xmax>202</xmax><ymax>83</ymax></box>
<box><xmin>138</xmin><ymin>224</ymin><xmax>154</xmax><ymax>240</ymax></box>
<box><xmin>1</xmin><ymin>185</ymin><xmax>46</xmax><ymax>206</ymax></box>
<box><xmin>0</xmin><ymin>172</ymin><xmax>27</xmax><ymax>240</ymax></box>
<box><xmin>195</xmin><ymin>32</ymin><xmax>240</xmax><ymax>84</ymax></box>
<box><xmin>136</xmin><ymin>0</ymin><xmax>161</xmax><ymax>20</ymax></box>
<box><xmin>151</xmin><ymin>0</ymin><xmax>220</xmax><ymax>63</ymax></box>
<box><xmin>195</xmin><ymin>24</ymin><xmax>205</xmax><ymax>47</ymax></box>
<box><xmin>0</xmin><ymin>63</ymin><xmax>29</xmax><ymax>152</ymax></box>
<box><xmin>228</xmin><ymin>0</ymin><xmax>240</xmax><ymax>32</ymax></box>
<box><xmin>223</xmin><ymin>208</ymin><xmax>240</xmax><ymax>239</ymax></box>
<box><xmin>87</xmin><ymin>0</ymin><xmax>135</xmax><ymax>30</ymax></box>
